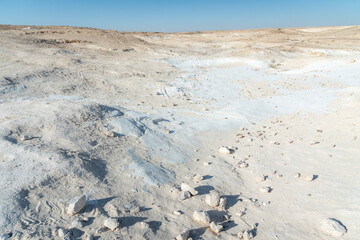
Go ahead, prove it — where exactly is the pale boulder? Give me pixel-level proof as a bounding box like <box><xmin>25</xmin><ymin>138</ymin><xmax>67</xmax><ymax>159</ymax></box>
<box><xmin>67</xmin><ymin>195</ymin><xmax>87</xmax><ymax>215</ymax></box>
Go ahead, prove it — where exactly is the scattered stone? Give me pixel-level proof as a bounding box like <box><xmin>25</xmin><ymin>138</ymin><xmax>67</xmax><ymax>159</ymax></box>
<box><xmin>58</xmin><ymin>228</ymin><xmax>68</xmax><ymax>237</ymax></box>
<box><xmin>277</xmin><ymin>173</ymin><xmax>283</xmax><ymax>178</ymax></box>
<box><xmin>0</xmin><ymin>234</ymin><xmax>10</xmax><ymax>240</ymax></box>
<box><xmin>210</xmin><ymin>222</ymin><xmax>224</xmax><ymax>234</ymax></box>
<box><xmin>67</xmin><ymin>195</ymin><xmax>87</xmax><ymax>215</ymax></box>
<box><xmin>192</xmin><ymin>211</ymin><xmax>211</xmax><ymax>225</ymax></box>
<box><xmin>259</xmin><ymin>187</ymin><xmax>271</xmax><ymax>193</ymax></box>
<box><xmin>102</xmin><ymin>130</ymin><xmax>115</xmax><ymax>137</ymax></box>
<box><xmin>103</xmin><ymin>218</ymin><xmax>120</xmax><ymax>231</ymax></box>
<box><xmin>71</xmin><ymin>219</ymin><xmax>83</xmax><ymax>228</ymax></box>
<box><xmin>218</xmin><ymin>146</ymin><xmax>231</xmax><ymax>154</ymax></box>
<box><xmin>303</xmin><ymin>173</ymin><xmax>315</xmax><ymax>182</ymax></box>
<box><xmin>79</xmin><ymin>216</ymin><xmax>89</xmax><ymax>222</ymax></box>
<box><xmin>239</xmin><ymin>162</ymin><xmax>249</xmax><ymax>168</ymax></box>
<box><xmin>178</xmin><ymin>191</ymin><xmax>192</xmax><ymax>201</ymax></box>
<box><xmin>130</xmin><ymin>205</ymin><xmax>141</xmax><ymax>214</ymax></box>
<box><xmin>96</xmin><ymin>227</ymin><xmax>106</xmax><ymax>234</ymax></box>
<box><xmin>242</xmin><ymin>230</ymin><xmax>254</xmax><ymax>240</ymax></box>
<box><xmin>181</xmin><ymin>183</ymin><xmax>198</xmax><ymax>196</ymax></box>
<box><xmin>173</xmin><ymin>210</ymin><xmax>182</xmax><ymax>215</ymax></box>
<box><xmin>176</xmin><ymin>228</ymin><xmax>190</xmax><ymax>240</ymax></box>
<box><xmin>203</xmin><ymin>161</ymin><xmax>211</xmax><ymax>166</ymax></box>
<box><xmin>236</xmin><ymin>208</ymin><xmax>246</xmax><ymax>218</ymax></box>
<box><xmin>205</xmin><ymin>191</ymin><xmax>221</xmax><ymax>207</ymax></box>
<box><xmin>319</xmin><ymin>218</ymin><xmax>347</xmax><ymax>237</ymax></box>
<box><xmin>171</xmin><ymin>186</ymin><xmax>182</xmax><ymax>194</ymax></box>
<box><xmin>294</xmin><ymin>172</ymin><xmax>301</xmax><ymax>178</ymax></box>
<box><xmin>19</xmin><ymin>135</ymin><xmax>34</xmax><ymax>141</ymax></box>
<box><xmin>84</xmin><ymin>235</ymin><xmax>94</xmax><ymax>240</ymax></box>
<box><xmin>192</xmin><ymin>174</ymin><xmax>203</xmax><ymax>182</ymax></box>
<box><xmin>219</xmin><ymin>198</ymin><xmax>227</xmax><ymax>210</ymax></box>
<box><xmin>256</xmin><ymin>175</ymin><xmax>266</xmax><ymax>182</ymax></box>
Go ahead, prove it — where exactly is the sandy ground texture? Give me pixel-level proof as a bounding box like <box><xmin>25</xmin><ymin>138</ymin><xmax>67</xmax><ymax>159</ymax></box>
<box><xmin>0</xmin><ymin>24</ymin><xmax>359</xmax><ymax>240</ymax></box>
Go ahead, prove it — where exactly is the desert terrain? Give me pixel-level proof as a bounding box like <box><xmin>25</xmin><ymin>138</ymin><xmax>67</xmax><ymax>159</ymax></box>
<box><xmin>0</xmin><ymin>25</ymin><xmax>359</xmax><ymax>239</ymax></box>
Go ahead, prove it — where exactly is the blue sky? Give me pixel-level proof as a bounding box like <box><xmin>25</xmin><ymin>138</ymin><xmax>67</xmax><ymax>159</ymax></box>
<box><xmin>0</xmin><ymin>0</ymin><xmax>359</xmax><ymax>32</ymax></box>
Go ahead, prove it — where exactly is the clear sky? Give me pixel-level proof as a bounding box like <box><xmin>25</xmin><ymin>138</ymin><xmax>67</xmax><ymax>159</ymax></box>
<box><xmin>0</xmin><ymin>0</ymin><xmax>359</xmax><ymax>32</ymax></box>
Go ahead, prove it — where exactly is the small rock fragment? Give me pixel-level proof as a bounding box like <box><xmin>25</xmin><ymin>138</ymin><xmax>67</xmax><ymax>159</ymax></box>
<box><xmin>303</xmin><ymin>173</ymin><xmax>315</xmax><ymax>182</ymax></box>
<box><xmin>181</xmin><ymin>183</ymin><xmax>198</xmax><ymax>196</ymax></box>
<box><xmin>239</xmin><ymin>162</ymin><xmax>249</xmax><ymax>168</ymax></box>
<box><xmin>219</xmin><ymin>198</ymin><xmax>227</xmax><ymax>210</ymax></box>
<box><xmin>192</xmin><ymin>174</ymin><xmax>203</xmax><ymax>182</ymax></box>
<box><xmin>218</xmin><ymin>146</ymin><xmax>231</xmax><ymax>154</ymax></box>
<box><xmin>259</xmin><ymin>187</ymin><xmax>271</xmax><ymax>193</ymax></box>
<box><xmin>96</xmin><ymin>227</ymin><xmax>106</xmax><ymax>234</ymax></box>
<box><xmin>210</xmin><ymin>222</ymin><xmax>223</xmax><ymax>234</ymax></box>
<box><xmin>256</xmin><ymin>175</ymin><xmax>266</xmax><ymax>182</ymax></box>
<box><xmin>192</xmin><ymin>211</ymin><xmax>211</xmax><ymax>225</ymax></box>
<box><xmin>84</xmin><ymin>234</ymin><xmax>94</xmax><ymax>240</ymax></box>
<box><xmin>0</xmin><ymin>232</ymin><xmax>12</xmax><ymax>240</ymax></box>
<box><xmin>79</xmin><ymin>216</ymin><xmax>89</xmax><ymax>222</ymax></box>
<box><xmin>173</xmin><ymin>210</ymin><xmax>182</xmax><ymax>215</ymax></box>
<box><xmin>67</xmin><ymin>195</ymin><xmax>87</xmax><ymax>215</ymax></box>
<box><xmin>102</xmin><ymin>130</ymin><xmax>115</xmax><ymax>137</ymax></box>
<box><xmin>236</xmin><ymin>209</ymin><xmax>246</xmax><ymax>218</ymax></box>
<box><xmin>319</xmin><ymin>218</ymin><xmax>347</xmax><ymax>237</ymax></box>
<box><xmin>242</xmin><ymin>230</ymin><xmax>254</xmax><ymax>240</ymax></box>
<box><xmin>130</xmin><ymin>206</ymin><xmax>141</xmax><ymax>214</ymax></box>
<box><xmin>205</xmin><ymin>191</ymin><xmax>221</xmax><ymax>207</ymax></box>
<box><xmin>294</xmin><ymin>172</ymin><xmax>301</xmax><ymax>178</ymax></box>
<box><xmin>71</xmin><ymin>219</ymin><xmax>83</xmax><ymax>228</ymax></box>
<box><xmin>176</xmin><ymin>228</ymin><xmax>190</xmax><ymax>240</ymax></box>
<box><xmin>58</xmin><ymin>228</ymin><xmax>68</xmax><ymax>238</ymax></box>
<box><xmin>178</xmin><ymin>191</ymin><xmax>192</xmax><ymax>201</ymax></box>
<box><xmin>20</xmin><ymin>135</ymin><xmax>34</xmax><ymax>141</ymax></box>
<box><xmin>103</xmin><ymin>218</ymin><xmax>120</xmax><ymax>231</ymax></box>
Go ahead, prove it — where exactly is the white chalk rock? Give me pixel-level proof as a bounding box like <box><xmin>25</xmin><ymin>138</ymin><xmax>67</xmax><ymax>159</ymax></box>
<box><xmin>218</xmin><ymin>146</ymin><xmax>231</xmax><ymax>154</ymax></box>
<box><xmin>181</xmin><ymin>183</ymin><xmax>198</xmax><ymax>196</ymax></box>
<box><xmin>259</xmin><ymin>187</ymin><xmax>271</xmax><ymax>193</ymax></box>
<box><xmin>103</xmin><ymin>218</ymin><xmax>120</xmax><ymax>231</ymax></box>
<box><xmin>256</xmin><ymin>175</ymin><xmax>266</xmax><ymax>182</ymax></box>
<box><xmin>176</xmin><ymin>228</ymin><xmax>190</xmax><ymax>240</ymax></box>
<box><xmin>319</xmin><ymin>218</ymin><xmax>347</xmax><ymax>237</ymax></box>
<box><xmin>210</xmin><ymin>222</ymin><xmax>223</xmax><ymax>234</ymax></box>
<box><xmin>205</xmin><ymin>191</ymin><xmax>220</xmax><ymax>207</ymax></box>
<box><xmin>303</xmin><ymin>173</ymin><xmax>315</xmax><ymax>182</ymax></box>
<box><xmin>239</xmin><ymin>162</ymin><xmax>249</xmax><ymax>168</ymax></box>
<box><xmin>0</xmin><ymin>233</ymin><xmax>12</xmax><ymax>240</ymax></box>
<box><xmin>173</xmin><ymin>210</ymin><xmax>182</xmax><ymax>215</ymax></box>
<box><xmin>242</xmin><ymin>230</ymin><xmax>254</xmax><ymax>240</ymax></box>
<box><xmin>192</xmin><ymin>211</ymin><xmax>211</xmax><ymax>225</ymax></box>
<box><xmin>84</xmin><ymin>235</ymin><xmax>94</xmax><ymax>240</ymax></box>
<box><xmin>71</xmin><ymin>219</ymin><xmax>83</xmax><ymax>229</ymax></box>
<box><xmin>130</xmin><ymin>205</ymin><xmax>141</xmax><ymax>214</ymax></box>
<box><xmin>67</xmin><ymin>195</ymin><xmax>87</xmax><ymax>215</ymax></box>
<box><xmin>96</xmin><ymin>227</ymin><xmax>106</xmax><ymax>234</ymax></box>
<box><xmin>192</xmin><ymin>174</ymin><xmax>203</xmax><ymax>182</ymax></box>
<box><xmin>236</xmin><ymin>209</ymin><xmax>246</xmax><ymax>218</ymax></box>
<box><xmin>294</xmin><ymin>172</ymin><xmax>301</xmax><ymax>178</ymax></box>
<box><xmin>178</xmin><ymin>191</ymin><xmax>192</xmax><ymax>201</ymax></box>
<box><xmin>219</xmin><ymin>198</ymin><xmax>227</xmax><ymax>210</ymax></box>
<box><xmin>58</xmin><ymin>228</ymin><xmax>68</xmax><ymax>238</ymax></box>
